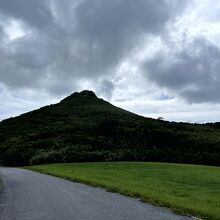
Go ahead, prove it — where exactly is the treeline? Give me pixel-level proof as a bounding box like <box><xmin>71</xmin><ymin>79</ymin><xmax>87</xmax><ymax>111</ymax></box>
<box><xmin>0</xmin><ymin>91</ymin><xmax>219</xmax><ymax>166</ymax></box>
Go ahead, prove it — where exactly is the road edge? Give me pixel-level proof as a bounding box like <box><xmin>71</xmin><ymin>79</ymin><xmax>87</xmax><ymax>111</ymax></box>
<box><xmin>25</xmin><ymin>167</ymin><xmax>204</xmax><ymax>220</ymax></box>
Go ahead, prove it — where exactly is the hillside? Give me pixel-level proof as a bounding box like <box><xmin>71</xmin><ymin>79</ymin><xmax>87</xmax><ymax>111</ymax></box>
<box><xmin>0</xmin><ymin>90</ymin><xmax>219</xmax><ymax>166</ymax></box>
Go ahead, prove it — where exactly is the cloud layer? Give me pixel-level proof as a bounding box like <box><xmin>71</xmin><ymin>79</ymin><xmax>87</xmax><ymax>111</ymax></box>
<box><xmin>0</xmin><ymin>0</ymin><xmax>184</xmax><ymax>92</ymax></box>
<box><xmin>145</xmin><ymin>38</ymin><xmax>220</xmax><ymax>103</ymax></box>
<box><xmin>0</xmin><ymin>0</ymin><xmax>220</xmax><ymax>122</ymax></box>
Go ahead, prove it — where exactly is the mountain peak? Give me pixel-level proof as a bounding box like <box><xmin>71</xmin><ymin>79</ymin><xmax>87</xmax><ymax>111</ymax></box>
<box><xmin>74</xmin><ymin>90</ymin><xmax>97</xmax><ymax>98</ymax></box>
<box><xmin>60</xmin><ymin>90</ymin><xmax>97</xmax><ymax>103</ymax></box>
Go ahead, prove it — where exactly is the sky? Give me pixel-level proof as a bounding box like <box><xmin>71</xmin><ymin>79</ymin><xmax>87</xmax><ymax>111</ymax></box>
<box><xmin>0</xmin><ymin>0</ymin><xmax>220</xmax><ymax>123</ymax></box>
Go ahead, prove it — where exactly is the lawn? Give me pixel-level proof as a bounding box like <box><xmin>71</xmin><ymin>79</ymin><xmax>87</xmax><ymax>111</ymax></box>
<box><xmin>26</xmin><ymin>162</ymin><xmax>220</xmax><ymax>220</ymax></box>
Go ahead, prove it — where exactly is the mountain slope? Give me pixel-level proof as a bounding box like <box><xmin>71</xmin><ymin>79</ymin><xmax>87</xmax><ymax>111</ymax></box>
<box><xmin>0</xmin><ymin>90</ymin><xmax>219</xmax><ymax>166</ymax></box>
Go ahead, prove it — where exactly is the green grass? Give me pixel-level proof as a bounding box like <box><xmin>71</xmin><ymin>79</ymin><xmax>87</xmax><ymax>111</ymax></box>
<box><xmin>26</xmin><ymin>162</ymin><xmax>220</xmax><ymax>220</ymax></box>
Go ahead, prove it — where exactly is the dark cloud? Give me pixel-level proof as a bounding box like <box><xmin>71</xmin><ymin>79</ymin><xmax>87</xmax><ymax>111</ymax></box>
<box><xmin>0</xmin><ymin>16</ymin><xmax>7</xmax><ymax>40</ymax></box>
<box><xmin>0</xmin><ymin>33</ymin><xmax>53</xmax><ymax>88</ymax></box>
<box><xmin>1</xmin><ymin>0</ymin><xmax>220</xmax><ymax>122</ymax></box>
<box><xmin>0</xmin><ymin>27</ymin><xmax>4</xmax><ymax>41</ymax></box>
<box><xmin>144</xmin><ymin>38</ymin><xmax>220</xmax><ymax>103</ymax></box>
<box><xmin>98</xmin><ymin>79</ymin><xmax>115</xmax><ymax>99</ymax></box>
<box><xmin>0</xmin><ymin>0</ymin><xmax>185</xmax><ymax>96</ymax></box>
<box><xmin>0</xmin><ymin>0</ymin><xmax>54</xmax><ymax>29</ymax></box>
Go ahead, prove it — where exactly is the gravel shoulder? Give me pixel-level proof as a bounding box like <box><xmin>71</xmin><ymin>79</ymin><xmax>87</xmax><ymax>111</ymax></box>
<box><xmin>0</xmin><ymin>167</ymin><xmax>192</xmax><ymax>220</ymax></box>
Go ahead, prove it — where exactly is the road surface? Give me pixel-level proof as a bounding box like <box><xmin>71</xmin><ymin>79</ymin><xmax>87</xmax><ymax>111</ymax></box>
<box><xmin>0</xmin><ymin>168</ymin><xmax>193</xmax><ymax>220</ymax></box>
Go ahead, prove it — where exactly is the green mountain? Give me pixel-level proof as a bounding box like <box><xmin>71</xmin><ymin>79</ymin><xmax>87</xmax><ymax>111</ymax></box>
<box><xmin>0</xmin><ymin>90</ymin><xmax>219</xmax><ymax>166</ymax></box>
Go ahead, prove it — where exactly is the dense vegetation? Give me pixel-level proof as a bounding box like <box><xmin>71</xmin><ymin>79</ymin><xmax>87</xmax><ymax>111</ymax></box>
<box><xmin>26</xmin><ymin>162</ymin><xmax>220</xmax><ymax>220</ymax></box>
<box><xmin>0</xmin><ymin>90</ymin><xmax>220</xmax><ymax>166</ymax></box>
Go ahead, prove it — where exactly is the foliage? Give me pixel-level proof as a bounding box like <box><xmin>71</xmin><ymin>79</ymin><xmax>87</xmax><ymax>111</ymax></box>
<box><xmin>0</xmin><ymin>90</ymin><xmax>220</xmax><ymax>166</ymax></box>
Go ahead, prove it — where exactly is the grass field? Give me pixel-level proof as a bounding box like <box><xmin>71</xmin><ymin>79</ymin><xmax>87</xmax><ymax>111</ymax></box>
<box><xmin>26</xmin><ymin>162</ymin><xmax>220</xmax><ymax>220</ymax></box>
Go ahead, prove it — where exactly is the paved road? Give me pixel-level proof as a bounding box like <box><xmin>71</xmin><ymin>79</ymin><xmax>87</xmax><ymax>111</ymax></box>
<box><xmin>0</xmin><ymin>168</ymin><xmax>193</xmax><ymax>220</ymax></box>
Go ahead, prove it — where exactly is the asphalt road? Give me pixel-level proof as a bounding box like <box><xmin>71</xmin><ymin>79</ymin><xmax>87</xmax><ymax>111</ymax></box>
<box><xmin>0</xmin><ymin>168</ymin><xmax>193</xmax><ymax>220</ymax></box>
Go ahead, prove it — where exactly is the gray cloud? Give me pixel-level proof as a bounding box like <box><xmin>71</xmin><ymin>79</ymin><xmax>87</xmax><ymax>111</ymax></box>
<box><xmin>0</xmin><ymin>27</ymin><xmax>4</xmax><ymax>41</ymax></box>
<box><xmin>0</xmin><ymin>0</ymin><xmax>186</xmax><ymax>96</ymax></box>
<box><xmin>0</xmin><ymin>15</ymin><xmax>7</xmax><ymax>41</ymax></box>
<box><xmin>0</xmin><ymin>0</ymin><xmax>54</xmax><ymax>30</ymax></box>
<box><xmin>1</xmin><ymin>0</ymin><xmax>220</xmax><ymax>123</ymax></box>
<box><xmin>98</xmin><ymin>79</ymin><xmax>115</xmax><ymax>100</ymax></box>
<box><xmin>144</xmin><ymin>38</ymin><xmax>220</xmax><ymax>103</ymax></box>
<box><xmin>71</xmin><ymin>0</ymin><xmax>188</xmax><ymax>78</ymax></box>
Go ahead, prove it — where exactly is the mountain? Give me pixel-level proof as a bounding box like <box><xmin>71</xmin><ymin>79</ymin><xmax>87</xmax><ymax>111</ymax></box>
<box><xmin>0</xmin><ymin>90</ymin><xmax>219</xmax><ymax>166</ymax></box>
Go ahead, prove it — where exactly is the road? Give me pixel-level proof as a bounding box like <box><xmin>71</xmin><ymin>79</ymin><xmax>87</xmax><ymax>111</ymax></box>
<box><xmin>0</xmin><ymin>168</ymin><xmax>192</xmax><ymax>220</ymax></box>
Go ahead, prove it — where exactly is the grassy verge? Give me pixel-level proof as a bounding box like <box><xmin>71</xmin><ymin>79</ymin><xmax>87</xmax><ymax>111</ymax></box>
<box><xmin>26</xmin><ymin>162</ymin><xmax>220</xmax><ymax>220</ymax></box>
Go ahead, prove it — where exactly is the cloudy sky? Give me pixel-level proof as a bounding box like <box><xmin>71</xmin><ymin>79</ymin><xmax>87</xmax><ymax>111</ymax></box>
<box><xmin>0</xmin><ymin>0</ymin><xmax>220</xmax><ymax>123</ymax></box>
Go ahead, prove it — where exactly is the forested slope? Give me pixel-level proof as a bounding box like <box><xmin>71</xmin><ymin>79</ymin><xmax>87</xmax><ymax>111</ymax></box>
<box><xmin>0</xmin><ymin>90</ymin><xmax>219</xmax><ymax>166</ymax></box>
